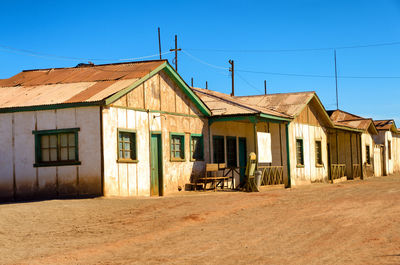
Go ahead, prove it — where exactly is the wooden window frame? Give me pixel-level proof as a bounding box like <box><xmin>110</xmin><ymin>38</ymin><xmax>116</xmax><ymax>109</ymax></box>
<box><xmin>388</xmin><ymin>140</ymin><xmax>392</xmax><ymax>160</ymax></box>
<box><xmin>296</xmin><ymin>138</ymin><xmax>304</xmax><ymax>167</ymax></box>
<box><xmin>226</xmin><ymin>136</ymin><xmax>237</xmax><ymax>167</ymax></box>
<box><xmin>170</xmin><ymin>132</ymin><xmax>185</xmax><ymax>162</ymax></box>
<box><xmin>190</xmin><ymin>134</ymin><xmax>204</xmax><ymax>162</ymax></box>
<box><xmin>117</xmin><ymin>128</ymin><xmax>138</xmax><ymax>163</ymax></box>
<box><xmin>315</xmin><ymin>139</ymin><xmax>323</xmax><ymax>167</ymax></box>
<box><xmin>365</xmin><ymin>145</ymin><xmax>371</xmax><ymax>165</ymax></box>
<box><xmin>213</xmin><ymin>135</ymin><xmax>225</xmax><ymax>164</ymax></box>
<box><xmin>33</xmin><ymin>128</ymin><xmax>80</xmax><ymax>167</ymax></box>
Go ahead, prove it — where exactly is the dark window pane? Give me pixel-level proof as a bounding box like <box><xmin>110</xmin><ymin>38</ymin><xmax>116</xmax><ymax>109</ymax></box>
<box><xmin>213</xmin><ymin>136</ymin><xmax>225</xmax><ymax>163</ymax></box>
<box><xmin>227</xmin><ymin>137</ymin><xmax>237</xmax><ymax>167</ymax></box>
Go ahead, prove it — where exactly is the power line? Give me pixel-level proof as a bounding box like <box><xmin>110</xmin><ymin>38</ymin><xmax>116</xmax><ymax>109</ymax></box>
<box><xmin>182</xmin><ymin>50</ymin><xmax>228</xmax><ymax>70</ymax></box>
<box><xmin>0</xmin><ymin>43</ymin><xmax>173</xmax><ymax>62</ymax></box>
<box><xmin>184</xmin><ymin>41</ymin><xmax>400</xmax><ymax>53</ymax></box>
<box><xmin>236</xmin><ymin>72</ymin><xmax>264</xmax><ymax>94</ymax></box>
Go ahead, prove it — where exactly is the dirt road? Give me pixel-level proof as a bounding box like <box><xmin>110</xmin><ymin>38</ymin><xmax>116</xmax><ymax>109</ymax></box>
<box><xmin>1</xmin><ymin>175</ymin><xmax>400</xmax><ymax>265</ymax></box>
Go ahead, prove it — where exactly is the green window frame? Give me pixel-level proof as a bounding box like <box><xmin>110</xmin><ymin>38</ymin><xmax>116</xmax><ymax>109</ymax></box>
<box><xmin>365</xmin><ymin>145</ymin><xmax>371</xmax><ymax>165</ymax></box>
<box><xmin>190</xmin><ymin>134</ymin><xmax>204</xmax><ymax>161</ymax></box>
<box><xmin>117</xmin><ymin>129</ymin><xmax>138</xmax><ymax>163</ymax></box>
<box><xmin>170</xmin><ymin>133</ymin><xmax>185</xmax><ymax>161</ymax></box>
<box><xmin>315</xmin><ymin>140</ymin><xmax>323</xmax><ymax>166</ymax></box>
<box><xmin>33</xmin><ymin>128</ymin><xmax>80</xmax><ymax>167</ymax></box>
<box><xmin>213</xmin><ymin>135</ymin><xmax>225</xmax><ymax>163</ymax></box>
<box><xmin>296</xmin><ymin>138</ymin><xmax>304</xmax><ymax>167</ymax></box>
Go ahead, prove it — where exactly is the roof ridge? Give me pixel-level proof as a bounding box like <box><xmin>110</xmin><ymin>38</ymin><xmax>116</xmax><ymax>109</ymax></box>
<box><xmin>22</xmin><ymin>59</ymin><xmax>168</xmax><ymax>72</ymax></box>
<box><xmin>235</xmin><ymin>91</ymin><xmax>316</xmax><ymax>97</ymax></box>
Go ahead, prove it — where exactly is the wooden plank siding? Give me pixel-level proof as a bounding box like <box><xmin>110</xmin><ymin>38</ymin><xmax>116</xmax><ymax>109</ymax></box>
<box><xmin>103</xmin><ymin>71</ymin><xmax>208</xmax><ymax>196</ymax></box>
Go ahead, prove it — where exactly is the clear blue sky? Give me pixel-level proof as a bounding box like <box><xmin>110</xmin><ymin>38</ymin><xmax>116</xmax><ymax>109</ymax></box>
<box><xmin>1</xmin><ymin>0</ymin><xmax>400</xmax><ymax>123</ymax></box>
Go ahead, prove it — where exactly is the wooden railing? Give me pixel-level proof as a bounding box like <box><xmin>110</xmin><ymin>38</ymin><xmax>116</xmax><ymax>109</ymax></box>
<box><xmin>352</xmin><ymin>164</ymin><xmax>361</xmax><ymax>179</ymax></box>
<box><xmin>258</xmin><ymin>166</ymin><xmax>284</xmax><ymax>185</ymax></box>
<box><xmin>330</xmin><ymin>164</ymin><xmax>345</xmax><ymax>180</ymax></box>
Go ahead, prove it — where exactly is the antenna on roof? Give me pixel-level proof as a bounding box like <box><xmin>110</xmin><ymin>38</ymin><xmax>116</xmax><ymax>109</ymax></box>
<box><xmin>264</xmin><ymin>80</ymin><xmax>267</xmax><ymax>95</ymax></box>
<box><xmin>334</xmin><ymin>49</ymin><xmax>339</xmax><ymax>109</ymax></box>
<box><xmin>229</xmin><ymin>60</ymin><xmax>234</xmax><ymax>96</ymax></box>
<box><xmin>158</xmin><ymin>27</ymin><xmax>162</xmax><ymax>60</ymax></box>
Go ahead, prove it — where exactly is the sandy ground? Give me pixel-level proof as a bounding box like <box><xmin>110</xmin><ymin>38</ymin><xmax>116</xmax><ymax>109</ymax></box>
<box><xmin>1</xmin><ymin>175</ymin><xmax>400</xmax><ymax>265</ymax></box>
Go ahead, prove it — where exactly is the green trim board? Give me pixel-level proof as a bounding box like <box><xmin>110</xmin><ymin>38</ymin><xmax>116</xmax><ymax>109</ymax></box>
<box><xmin>0</xmin><ymin>102</ymin><xmax>101</xmax><ymax>114</ymax></box>
<box><xmin>33</xmin><ymin>127</ymin><xmax>80</xmax><ymax>167</ymax></box>
<box><xmin>117</xmin><ymin>128</ymin><xmax>138</xmax><ymax>163</ymax></box>
<box><xmin>170</xmin><ymin>132</ymin><xmax>186</xmax><ymax>162</ymax></box>
<box><xmin>104</xmin><ymin>61</ymin><xmax>211</xmax><ymax>117</ymax></box>
<box><xmin>190</xmin><ymin>133</ymin><xmax>204</xmax><ymax>161</ymax></box>
<box><xmin>208</xmin><ymin>114</ymin><xmax>290</xmax><ymax>126</ymax></box>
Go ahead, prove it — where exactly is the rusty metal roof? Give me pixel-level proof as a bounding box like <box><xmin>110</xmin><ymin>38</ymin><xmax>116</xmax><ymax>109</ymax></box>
<box><xmin>192</xmin><ymin>88</ymin><xmax>291</xmax><ymax>119</ymax></box>
<box><xmin>328</xmin><ymin>109</ymin><xmax>378</xmax><ymax>134</ymax></box>
<box><xmin>374</xmin><ymin>119</ymin><xmax>398</xmax><ymax>132</ymax></box>
<box><xmin>235</xmin><ymin>92</ymin><xmax>315</xmax><ymax>117</ymax></box>
<box><xmin>0</xmin><ymin>60</ymin><xmax>165</xmax><ymax>109</ymax></box>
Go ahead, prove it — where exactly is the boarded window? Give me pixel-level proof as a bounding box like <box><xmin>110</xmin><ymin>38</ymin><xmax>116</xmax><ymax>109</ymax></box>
<box><xmin>226</xmin><ymin>137</ymin><xmax>237</xmax><ymax>167</ymax></box>
<box><xmin>213</xmin><ymin>136</ymin><xmax>225</xmax><ymax>163</ymax></box>
<box><xmin>315</xmin><ymin>140</ymin><xmax>322</xmax><ymax>166</ymax></box>
<box><xmin>190</xmin><ymin>135</ymin><xmax>204</xmax><ymax>161</ymax></box>
<box><xmin>388</xmin><ymin>140</ymin><xmax>392</xmax><ymax>160</ymax></box>
<box><xmin>366</xmin><ymin>145</ymin><xmax>371</xmax><ymax>164</ymax></box>
<box><xmin>34</xmin><ymin>128</ymin><xmax>80</xmax><ymax>166</ymax></box>
<box><xmin>118</xmin><ymin>130</ymin><xmax>137</xmax><ymax>161</ymax></box>
<box><xmin>296</xmin><ymin>139</ymin><xmax>304</xmax><ymax>166</ymax></box>
<box><xmin>171</xmin><ymin>134</ymin><xmax>185</xmax><ymax>161</ymax></box>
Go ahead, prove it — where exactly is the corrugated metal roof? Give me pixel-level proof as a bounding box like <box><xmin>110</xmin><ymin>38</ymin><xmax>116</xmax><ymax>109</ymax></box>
<box><xmin>0</xmin><ymin>60</ymin><xmax>165</xmax><ymax>109</ymax></box>
<box><xmin>328</xmin><ymin>109</ymin><xmax>377</xmax><ymax>134</ymax></box>
<box><xmin>192</xmin><ymin>88</ymin><xmax>291</xmax><ymax>118</ymax></box>
<box><xmin>235</xmin><ymin>92</ymin><xmax>315</xmax><ymax>117</ymax></box>
<box><xmin>374</xmin><ymin>119</ymin><xmax>397</xmax><ymax>131</ymax></box>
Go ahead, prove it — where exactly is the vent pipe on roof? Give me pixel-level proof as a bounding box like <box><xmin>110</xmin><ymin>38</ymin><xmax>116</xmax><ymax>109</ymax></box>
<box><xmin>206</xmin><ymin>81</ymin><xmax>208</xmax><ymax>90</ymax></box>
<box><xmin>264</xmin><ymin>80</ymin><xmax>267</xmax><ymax>95</ymax></box>
<box><xmin>229</xmin><ymin>59</ymin><xmax>234</xmax><ymax>96</ymax></box>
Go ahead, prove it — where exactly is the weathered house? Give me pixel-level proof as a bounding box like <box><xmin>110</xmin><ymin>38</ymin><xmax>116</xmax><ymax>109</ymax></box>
<box><xmin>237</xmin><ymin>92</ymin><xmax>334</xmax><ymax>185</ymax></box>
<box><xmin>328</xmin><ymin>110</ymin><xmax>379</xmax><ymax>178</ymax></box>
<box><xmin>0</xmin><ymin>60</ymin><xmax>211</xmax><ymax>200</ymax></box>
<box><xmin>193</xmin><ymin>88</ymin><xmax>291</xmax><ymax>187</ymax></box>
<box><xmin>373</xmin><ymin>120</ymin><xmax>400</xmax><ymax>175</ymax></box>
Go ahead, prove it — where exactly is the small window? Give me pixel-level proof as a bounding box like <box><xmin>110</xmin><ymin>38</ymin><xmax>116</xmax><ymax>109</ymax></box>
<box><xmin>226</xmin><ymin>136</ymin><xmax>237</xmax><ymax>167</ymax></box>
<box><xmin>366</xmin><ymin>145</ymin><xmax>371</xmax><ymax>165</ymax></box>
<box><xmin>190</xmin><ymin>134</ymin><xmax>204</xmax><ymax>161</ymax></box>
<box><xmin>388</xmin><ymin>140</ymin><xmax>392</xmax><ymax>160</ymax></box>
<box><xmin>118</xmin><ymin>129</ymin><xmax>137</xmax><ymax>162</ymax></box>
<box><xmin>170</xmin><ymin>133</ymin><xmax>185</xmax><ymax>161</ymax></box>
<box><xmin>296</xmin><ymin>139</ymin><xmax>304</xmax><ymax>166</ymax></box>
<box><xmin>33</xmin><ymin>128</ymin><xmax>80</xmax><ymax>167</ymax></box>
<box><xmin>213</xmin><ymin>136</ymin><xmax>225</xmax><ymax>163</ymax></box>
<box><xmin>315</xmin><ymin>140</ymin><xmax>322</xmax><ymax>166</ymax></box>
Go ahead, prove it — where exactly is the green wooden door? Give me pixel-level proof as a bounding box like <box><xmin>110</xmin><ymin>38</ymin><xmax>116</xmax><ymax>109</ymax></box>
<box><xmin>150</xmin><ymin>134</ymin><xmax>162</xmax><ymax>196</ymax></box>
<box><xmin>238</xmin><ymin>137</ymin><xmax>247</xmax><ymax>185</ymax></box>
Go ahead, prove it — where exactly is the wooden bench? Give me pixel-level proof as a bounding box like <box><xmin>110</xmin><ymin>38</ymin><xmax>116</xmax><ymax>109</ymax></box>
<box><xmin>196</xmin><ymin>163</ymin><xmax>229</xmax><ymax>191</ymax></box>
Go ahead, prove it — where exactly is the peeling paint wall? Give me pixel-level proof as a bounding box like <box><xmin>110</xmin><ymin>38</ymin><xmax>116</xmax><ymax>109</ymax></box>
<box><xmin>289</xmin><ymin>104</ymin><xmax>328</xmax><ymax>185</ymax></box>
<box><xmin>103</xmin><ymin>71</ymin><xmax>208</xmax><ymax>197</ymax></box>
<box><xmin>0</xmin><ymin>106</ymin><xmax>102</xmax><ymax>201</ymax></box>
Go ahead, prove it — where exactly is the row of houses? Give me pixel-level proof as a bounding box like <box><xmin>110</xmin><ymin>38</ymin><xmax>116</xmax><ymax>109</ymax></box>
<box><xmin>0</xmin><ymin>59</ymin><xmax>398</xmax><ymax>200</ymax></box>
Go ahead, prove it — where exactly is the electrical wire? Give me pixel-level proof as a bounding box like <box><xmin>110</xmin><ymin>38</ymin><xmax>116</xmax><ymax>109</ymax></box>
<box><xmin>184</xmin><ymin>41</ymin><xmax>400</xmax><ymax>53</ymax></box>
<box><xmin>182</xmin><ymin>50</ymin><xmax>228</xmax><ymax>70</ymax></box>
<box><xmin>0</xmin><ymin>43</ymin><xmax>173</xmax><ymax>62</ymax></box>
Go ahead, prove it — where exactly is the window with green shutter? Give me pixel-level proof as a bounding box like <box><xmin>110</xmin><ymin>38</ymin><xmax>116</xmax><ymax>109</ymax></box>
<box><xmin>118</xmin><ymin>129</ymin><xmax>137</xmax><ymax>162</ymax></box>
<box><xmin>170</xmin><ymin>133</ymin><xmax>185</xmax><ymax>161</ymax></box>
<box><xmin>315</xmin><ymin>140</ymin><xmax>322</xmax><ymax>166</ymax></box>
<box><xmin>33</xmin><ymin>128</ymin><xmax>80</xmax><ymax>167</ymax></box>
<box><xmin>190</xmin><ymin>134</ymin><xmax>204</xmax><ymax>161</ymax></box>
<box><xmin>296</xmin><ymin>138</ymin><xmax>304</xmax><ymax>167</ymax></box>
<box><xmin>366</xmin><ymin>145</ymin><xmax>371</xmax><ymax>165</ymax></box>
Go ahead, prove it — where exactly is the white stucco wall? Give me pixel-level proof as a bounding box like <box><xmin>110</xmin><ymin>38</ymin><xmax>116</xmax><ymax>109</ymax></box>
<box><xmin>0</xmin><ymin>106</ymin><xmax>102</xmax><ymax>200</ymax></box>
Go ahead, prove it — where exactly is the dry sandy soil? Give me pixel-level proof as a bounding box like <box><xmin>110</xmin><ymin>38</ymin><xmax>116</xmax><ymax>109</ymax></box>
<box><xmin>1</xmin><ymin>175</ymin><xmax>400</xmax><ymax>265</ymax></box>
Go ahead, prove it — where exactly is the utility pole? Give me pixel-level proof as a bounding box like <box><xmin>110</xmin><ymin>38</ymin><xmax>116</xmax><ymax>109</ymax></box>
<box><xmin>206</xmin><ymin>81</ymin><xmax>208</xmax><ymax>90</ymax></box>
<box><xmin>158</xmin><ymin>27</ymin><xmax>162</xmax><ymax>59</ymax></box>
<box><xmin>264</xmin><ymin>80</ymin><xmax>267</xmax><ymax>95</ymax></box>
<box><xmin>229</xmin><ymin>60</ymin><xmax>234</xmax><ymax>96</ymax></box>
<box><xmin>334</xmin><ymin>49</ymin><xmax>339</xmax><ymax>109</ymax></box>
<box><xmin>169</xmin><ymin>35</ymin><xmax>181</xmax><ymax>72</ymax></box>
